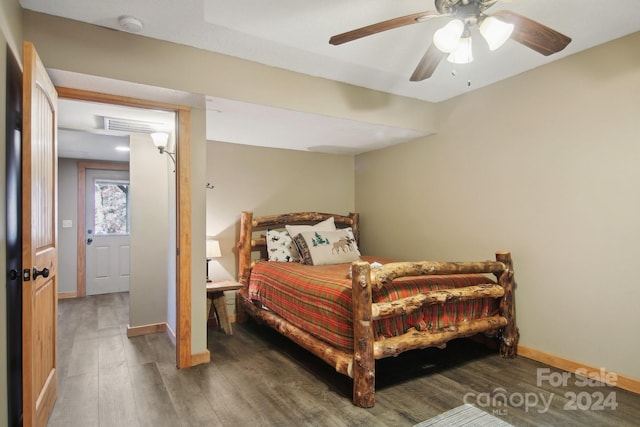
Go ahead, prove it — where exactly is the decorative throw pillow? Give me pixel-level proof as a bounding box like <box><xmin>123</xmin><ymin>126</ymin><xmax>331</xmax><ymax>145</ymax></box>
<box><xmin>285</xmin><ymin>216</ymin><xmax>336</xmax><ymax>239</ymax></box>
<box><xmin>293</xmin><ymin>228</ymin><xmax>361</xmax><ymax>266</ymax></box>
<box><xmin>266</xmin><ymin>229</ymin><xmax>300</xmax><ymax>262</ymax></box>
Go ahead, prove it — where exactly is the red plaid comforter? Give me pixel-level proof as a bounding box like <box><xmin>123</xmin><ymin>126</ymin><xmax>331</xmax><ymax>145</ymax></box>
<box><xmin>248</xmin><ymin>257</ymin><xmax>498</xmax><ymax>353</ymax></box>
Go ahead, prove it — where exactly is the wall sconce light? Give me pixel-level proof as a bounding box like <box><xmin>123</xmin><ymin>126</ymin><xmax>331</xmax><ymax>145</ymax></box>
<box><xmin>151</xmin><ymin>132</ymin><xmax>176</xmax><ymax>170</ymax></box>
<box><xmin>206</xmin><ymin>239</ymin><xmax>222</xmax><ymax>282</ymax></box>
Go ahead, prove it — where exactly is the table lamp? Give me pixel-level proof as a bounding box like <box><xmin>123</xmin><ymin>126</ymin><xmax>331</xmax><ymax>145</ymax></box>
<box><xmin>206</xmin><ymin>239</ymin><xmax>221</xmax><ymax>282</ymax></box>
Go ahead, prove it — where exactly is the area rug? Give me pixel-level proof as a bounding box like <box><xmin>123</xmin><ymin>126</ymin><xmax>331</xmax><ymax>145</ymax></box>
<box><xmin>414</xmin><ymin>404</ymin><xmax>513</xmax><ymax>427</ymax></box>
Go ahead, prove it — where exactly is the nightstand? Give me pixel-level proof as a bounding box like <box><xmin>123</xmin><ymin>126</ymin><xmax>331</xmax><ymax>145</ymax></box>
<box><xmin>206</xmin><ymin>280</ymin><xmax>242</xmax><ymax>335</ymax></box>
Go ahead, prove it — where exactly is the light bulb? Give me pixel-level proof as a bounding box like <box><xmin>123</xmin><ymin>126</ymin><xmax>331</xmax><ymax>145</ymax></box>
<box><xmin>480</xmin><ymin>16</ymin><xmax>514</xmax><ymax>51</ymax></box>
<box><xmin>447</xmin><ymin>37</ymin><xmax>474</xmax><ymax>64</ymax></box>
<box><xmin>433</xmin><ymin>19</ymin><xmax>465</xmax><ymax>53</ymax></box>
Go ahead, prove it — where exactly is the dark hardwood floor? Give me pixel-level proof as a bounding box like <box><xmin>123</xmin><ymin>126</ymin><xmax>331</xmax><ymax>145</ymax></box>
<box><xmin>49</xmin><ymin>293</ymin><xmax>640</xmax><ymax>426</ymax></box>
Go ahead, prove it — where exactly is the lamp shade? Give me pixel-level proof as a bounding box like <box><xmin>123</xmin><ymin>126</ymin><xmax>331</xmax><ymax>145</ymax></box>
<box><xmin>433</xmin><ymin>19</ymin><xmax>465</xmax><ymax>53</ymax></box>
<box><xmin>206</xmin><ymin>239</ymin><xmax>222</xmax><ymax>258</ymax></box>
<box><xmin>479</xmin><ymin>16</ymin><xmax>514</xmax><ymax>51</ymax></box>
<box><xmin>447</xmin><ymin>37</ymin><xmax>473</xmax><ymax>64</ymax></box>
<box><xmin>150</xmin><ymin>132</ymin><xmax>169</xmax><ymax>149</ymax></box>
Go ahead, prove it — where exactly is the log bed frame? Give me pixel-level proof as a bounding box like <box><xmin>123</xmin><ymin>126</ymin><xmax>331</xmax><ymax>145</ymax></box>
<box><xmin>237</xmin><ymin>211</ymin><xmax>519</xmax><ymax>408</ymax></box>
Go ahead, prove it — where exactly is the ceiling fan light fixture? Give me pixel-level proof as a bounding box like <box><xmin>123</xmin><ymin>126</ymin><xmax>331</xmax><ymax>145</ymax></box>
<box><xmin>433</xmin><ymin>19</ymin><xmax>465</xmax><ymax>53</ymax></box>
<box><xmin>447</xmin><ymin>37</ymin><xmax>473</xmax><ymax>64</ymax></box>
<box><xmin>479</xmin><ymin>16</ymin><xmax>514</xmax><ymax>51</ymax></box>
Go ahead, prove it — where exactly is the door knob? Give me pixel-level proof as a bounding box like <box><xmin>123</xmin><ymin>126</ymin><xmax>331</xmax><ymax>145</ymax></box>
<box><xmin>33</xmin><ymin>267</ymin><xmax>49</xmax><ymax>279</ymax></box>
<box><xmin>87</xmin><ymin>238</ymin><xmax>93</xmax><ymax>245</ymax></box>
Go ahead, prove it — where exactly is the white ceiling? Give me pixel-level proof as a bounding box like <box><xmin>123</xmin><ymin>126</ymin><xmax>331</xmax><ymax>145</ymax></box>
<box><xmin>57</xmin><ymin>97</ymin><xmax>177</xmax><ymax>162</ymax></box>
<box><xmin>22</xmin><ymin>0</ymin><xmax>640</xmax><ymax>156</ymax></box>
<box><xmin>51</xmin><ymin>70</ymin><xmax>431</xmax><ymax>158</ymax></box>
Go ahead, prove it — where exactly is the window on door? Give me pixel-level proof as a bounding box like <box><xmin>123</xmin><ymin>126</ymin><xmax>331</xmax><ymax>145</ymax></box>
<box><xmin>94</xmin><ymin>179</ymin><xmax>130</xmax><ymax>235</ymax></box>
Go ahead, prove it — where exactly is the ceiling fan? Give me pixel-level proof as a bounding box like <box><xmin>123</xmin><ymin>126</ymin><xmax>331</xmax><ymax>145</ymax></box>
<box><xmin>329</xmin><ymin>0</ymin><xmax>572</xmax><ymax>81</ymax></box>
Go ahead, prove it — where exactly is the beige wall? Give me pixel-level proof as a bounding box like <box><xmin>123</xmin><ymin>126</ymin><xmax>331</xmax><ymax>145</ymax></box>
<box><xmin>356</xmin><ymin>32</ymin><xmax>640</xmax><ymax>380</ymax></box>
<box><xmin>129</xmin><ymin>134</ymin><xmax>171</xmax><ymax>326</ymax></box>
<box><xmin>0</xmin><ymin>0</ymin><xmax>22</xmax><ymax>59</ymax></box>
<box><xmin>0</xmin><ymin>0</ymin><xmax>23</xmax><ymax>423</ymax></box>
<box><xmin>205</xmin><ymin>141</ymin><xmax>355</xmax><ymax>314</ymax></box>
<box><xmin>57</xmin><ymin>158</ymin><xmax>79</xmax><ymax>294</ymax></box>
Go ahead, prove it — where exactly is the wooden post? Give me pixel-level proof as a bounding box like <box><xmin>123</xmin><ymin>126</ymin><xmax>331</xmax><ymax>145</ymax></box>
<box><xmin>374</xmin><ymin>315</ymin><xmax>508</xmax><ymax>358</ymax></box>
<box><xmin>236</xmin><ymin>211</ymin><xmax>253</xmax><ymax>323</ymax></box>
<box><xmin>496</xmin><ymin>251</ymin><xmax>519</xmax><ymax>358</ymax></box>
<box><xmin>372</xmin><ymin>260</ymin><xmax>505</xmax><ymax>290</ymax></box>
<box><xmin>372</xmin><ymin>284</ymin><xmax>505</xmax><ymax>320</ymax></box>
<box><xmin>240</xmin><ymin>294</ymin><xmax>353</xmax><ymax>376</ymax></box>
<box><xmin>237</xmin><ymin>211</ymin><xmax>253</xmax><ymax>285</ymax></box>
<box><xmin>351</xmin><ymin>261</ymin><xmax>375</xmax><ymax>408</ymax></box>
<box><xmin>349</xmin><ymin>212</ymin><xmax>360</xmax><ymax>246</ymax></box>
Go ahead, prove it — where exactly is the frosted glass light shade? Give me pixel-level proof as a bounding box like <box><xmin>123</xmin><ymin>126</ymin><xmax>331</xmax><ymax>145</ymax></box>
<box><xmin>150</xmin><ymin>132</ymin><xmax>169</xmax><ymax>149</ymax></box>
<box><xmin>479</xmin><ymin>16</ymin><xmax>514</xmax><ymax>51</ymax></box>
<box><xmin>206</xmin><ymin>239</ymin><xmax>222</xmax><ymax>258</ymax></box>
<box><xmin>447</xmin><ymin>37</ymin><xmax>473</xmax><ymax>64</ymax></box>
<box><xmin>433</xmin><ymin>19</ymin><xmax>465</xmax><ymax>53</ymax></box>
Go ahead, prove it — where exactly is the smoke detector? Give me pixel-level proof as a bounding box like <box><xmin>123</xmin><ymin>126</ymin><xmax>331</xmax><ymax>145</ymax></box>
<box><xmin>118</xmin><ymin>15</ymin><xmax>143</xmax><ymax>33</ymax></box>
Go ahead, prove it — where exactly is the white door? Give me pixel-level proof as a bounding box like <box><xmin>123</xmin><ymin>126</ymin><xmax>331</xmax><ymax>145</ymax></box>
<box><xmin>85</xmin><ymin>169</ymin><xmax>131</xmax><ymax>295</ymax></box>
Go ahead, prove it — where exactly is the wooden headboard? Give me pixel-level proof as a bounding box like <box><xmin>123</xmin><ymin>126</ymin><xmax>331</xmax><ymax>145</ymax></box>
<box><xmin>237</xmin><ymin>211</ymin><xmax>359</xmax><ymax>285</ymax></box>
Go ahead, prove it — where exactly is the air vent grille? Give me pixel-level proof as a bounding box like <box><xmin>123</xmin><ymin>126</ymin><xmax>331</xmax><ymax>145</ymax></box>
<box><xmin>103</xmin><ymin>117</ymin><xmax>164</xmax><ymax>134</ymax></box>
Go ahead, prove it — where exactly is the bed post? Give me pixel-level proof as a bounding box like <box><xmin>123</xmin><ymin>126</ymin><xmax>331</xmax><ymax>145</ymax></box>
<box><xmin>238</xmin><ymin>211</ymin><xmax>253</xmax><ymax>285</ymax></box>
<box><xmin>496</xmin><ymin>251</ymin><xmax>519</xmax><ymax>358</ymax></box>
<box><xmin>236</xmin><ymin>211</ymin><xmax>254</xmax><ymax>322</ymax></box>
<box><xmin>349</xmin><ymin>212</ymin><xmax>360</xmax><ymax>246</ymax></box>
<box><xmin>351</xmin><ymin>261</ymin><xmax>375</xmax><ymax>408</ymax></box>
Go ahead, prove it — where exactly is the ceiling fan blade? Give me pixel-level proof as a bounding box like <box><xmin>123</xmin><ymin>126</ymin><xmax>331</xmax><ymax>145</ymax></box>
<box><xmin>329</xmin><ymin>11</ymin><xmax>439</xmax><ymax>45</ymax></box>
<box><xmin>492</xmin><ymin>10</ymin><xmax>571</xmax><ymax>56</ymax></box>
<box><xmin>410</xmin><ymin>43</ymin><xmax>446</xmax><ymax>81</ymax></box>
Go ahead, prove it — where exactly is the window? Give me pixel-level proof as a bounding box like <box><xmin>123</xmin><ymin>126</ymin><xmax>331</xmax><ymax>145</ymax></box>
<box><xmin>94</xmin><ymin>180</ymin><xmax>130</xmax><ymax>235</ymax></box>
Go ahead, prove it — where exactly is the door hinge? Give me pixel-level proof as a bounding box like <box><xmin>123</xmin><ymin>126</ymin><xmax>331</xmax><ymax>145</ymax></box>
<box><xmin>23</xmin><ymin>268</ymin><xmax>31</xmax><ymax>281</ymax></box>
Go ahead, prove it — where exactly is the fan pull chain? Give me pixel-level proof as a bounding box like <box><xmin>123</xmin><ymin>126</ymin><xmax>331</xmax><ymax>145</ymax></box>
<box><xmin>467</xmin><ymin>38</ymin><xmax>472</xmax><ymax>87</ymax></box>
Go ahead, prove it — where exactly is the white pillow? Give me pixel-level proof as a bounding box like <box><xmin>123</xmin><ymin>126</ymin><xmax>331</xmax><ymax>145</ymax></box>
<box><xmin>266</xmin><ymin>217</ymin><xmax>337</xmax><ymax>262</ymax></box>
<box><xmin>285</xmin><ymin>216</ymin><xmax>336</xmax><ymax>238</ymax></box>
<box><xmin>293</xmin><ymin>228</ymin><xmax>361</xmax><ymax>266</ymax></box>
<box><xmin>266</xmin><ymin>229</ymin><xmax>300</xmax><ymax>262</ymax></box>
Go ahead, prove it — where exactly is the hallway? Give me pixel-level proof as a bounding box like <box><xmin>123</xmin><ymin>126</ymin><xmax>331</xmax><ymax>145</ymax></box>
<box><xmin>50</xmin><ymin>293</ymin><xmax>179</xmax><ymax>426</ymax></box>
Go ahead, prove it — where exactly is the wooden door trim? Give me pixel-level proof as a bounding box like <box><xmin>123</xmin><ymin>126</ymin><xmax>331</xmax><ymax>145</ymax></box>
<box><xmin>56</xmin><ymin>87</ymin><xmax>190</xmax><ymax>113</ymax></box>
<box><xmin>58</xmin><ymin>87</ymin><xmax>193</xmax><ymax>369</ymax></box>
<box><xmin>76</xmin><ymin>161</ymin><xmax>129</xmax><ymax>298</ymax></box>
<box><xmin>176</xmin><ymin>108</ymin><xmax>192</xmax><ymax>368</ymax></box>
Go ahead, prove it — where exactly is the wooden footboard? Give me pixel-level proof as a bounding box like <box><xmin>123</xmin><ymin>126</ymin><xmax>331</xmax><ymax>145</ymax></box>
<box><xmin>236</xmin><ymin>211</ymin><xmax>519</xmax><ymax>408</ymax></box>
<box><xmin>350</xmin><ymin>252</ymin><xmax>519</xmax><ymax>407</ymax></box>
